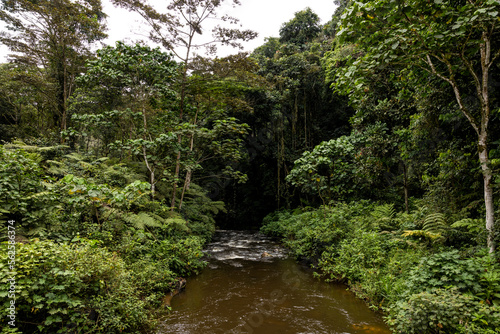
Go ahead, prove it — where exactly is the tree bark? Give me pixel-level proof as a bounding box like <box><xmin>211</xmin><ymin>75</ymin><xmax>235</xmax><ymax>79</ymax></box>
<box><xmin>170</xmin><ymin>39</ymin><xmax>192</xmax><ymax>211</ymax></box>
<box><xmin>179</xmin><ymin>104</ymin><xmax>199</xmax><ymax>211</ymax></box>
<box><xmin>403</xmin><ymin>162</ymin><xmax>409</xmax><ymax>214</ymax></box>
<box><xmin>142</xmin><ymin>104</ymin><xmax>155</xmax><ymax>199</ymax></box>
<box><xmin>479</xmin><ymin>132</ymin><xmax>495</xmax><ymax>253</ymax></box>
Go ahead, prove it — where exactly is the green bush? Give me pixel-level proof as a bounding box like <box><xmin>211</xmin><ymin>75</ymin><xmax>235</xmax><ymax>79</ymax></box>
<box><xmin>405</xmin><ymin>250</ymin><xmax>483</xmax><ymax>296</ymax></box>
<box><xmin>152</xmin><ymin>236</ymin><xmax>207</xmax><ymax>276</ymax></box>
<box><xmin>0</xmin><ymin>239</ymin><xmax>148</xmax><ymax>334</ymax></box>
<box><xmin>260</xmin><ymin>204</ymin><xmax>354</xmax><ymax>259</ymax></box>
<box><xmin>317</xmin><ymin>231</ymin><xmax>423</xmax><ymax>306</ymax></box>
<box><xmin>0</xmin><ymin>147</ymin><xmax>59</xmax><ymax>237</ymax></box>
<box><xmin>127</xmin><ymin>258</ymin><xmax>176</xmax><ymax>307</ymax></box>
<box><xmin>388</xmin><ymin>287</ymin><xmax>500</xmax><ymax>334</ymax></box>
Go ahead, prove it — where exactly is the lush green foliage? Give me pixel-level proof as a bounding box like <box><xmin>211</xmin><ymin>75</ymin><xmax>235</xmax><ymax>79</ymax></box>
<box><xmin>0</xmin><ymin>239</ymin><xmax>147</xmax><ymax>333</ymax></box>
<box><xmin>389</xmin><ymin>287</ymin><xmax>500</xmax><ymax>334</ymax></box>
<box><xmin>0</xmin><ymin>146</ymin><xmax>217</xmax><ymax>332</ymax></box>
<box><xmin>286</xmin><ymin>136</ymin><xmax>357</xmax><ymax>201</ymax></box>
<box><xmin>2</xmin><ymin>1</ymin><xmax>500</xmax><ymax>332</ymax></box>
<box><xmin>279</xmin><ymin>7</ymin><xmax>322</xmax><ymax>47</ymax></box>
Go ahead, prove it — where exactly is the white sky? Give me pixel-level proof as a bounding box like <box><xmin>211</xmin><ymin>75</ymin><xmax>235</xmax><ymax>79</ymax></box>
<box><xmin>0</xmin><ymin>0</ymin><xmax>337</xmax><ymax>62</ymax></box>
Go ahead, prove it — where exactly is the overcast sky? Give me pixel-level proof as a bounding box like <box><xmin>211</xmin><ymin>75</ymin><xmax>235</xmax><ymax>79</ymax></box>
<box><xmin>0</xmin><ymin>0</ymin><xmax>337</xmax><ymax>62</ymax></box>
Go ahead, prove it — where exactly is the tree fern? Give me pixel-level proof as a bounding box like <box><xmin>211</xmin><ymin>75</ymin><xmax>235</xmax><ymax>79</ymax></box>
<box><xmin>402</xmin><ymin>212</ymin><xmax>447</xmax><ymax>244</ymax></box>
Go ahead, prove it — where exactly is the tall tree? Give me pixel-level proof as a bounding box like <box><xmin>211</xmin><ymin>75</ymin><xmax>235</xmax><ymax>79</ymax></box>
<box><xmin>71</xmin><ymin>42</ymin><xmax>179</xmax><ymax>198</ymax></box>
<box><xmin>279</xmin><ymin>7</ymin><xmax>322</xmax><ymax>47</ymax></box>
<box><xmin>0</xmin><ymin>63</ymin><xmax>55</xmax><ymax>140</ymax></box>
<box><xmin>0</xmin><ymin>0</ymin><xmax>107</xmax><ymax>136</ymax></box>
<box><xmin>333</xmin><ymin>0</ymin><xmax>500</xmax><ymax>252</ymax></box>
<box><xmin>110</xmin><ymin>0</ymin><xmax>257</xmax><ymax>210</ymax></box>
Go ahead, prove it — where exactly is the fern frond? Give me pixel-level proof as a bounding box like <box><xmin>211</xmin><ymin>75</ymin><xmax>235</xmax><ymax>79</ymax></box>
<box><xmin>64</xmin><ymin>152</ymin><xmax>86</xmax><ymax>162</ymax></box>
<box><xmin>370</xmin><ymin>204</ymin><xmax>396</xmax><ymax>231</ymax></box>
<box><xmin>123</xmin><ymin>212</ymin><xmax>162</xmax><ymax>229</ymax></box>
<box><xmin>164</xmin><ymin>218</ymin><xmax>190</xmax><ymax>232</ymax></box>
<box><xmin>94</xmin><ymin>157</ymin><xmax>109</xmax><ymax>164</ymax></box>
<box><xmin>423</xmin><ymin>213</ymin><xmax>447</xmax><ymax>234</ymax></box>
<box><xmin>26</xmin><ymin>226</ymin><xmax>46</xmax><ymax>237</ymax></box>
<box><xmin>204</xmin><ymin>200</ymin><xmax>226</xmax><ymax>215</ymax></box>
<box><xmin>46</xmin><ymin>160</ymin><xmax>69</xmax><ymax>176</ymax></box>
<box><xmin>184</xmin><ymin>185</ymin><xmax>208</xmax><ymax>198</ymax></box>
<box><xmin>372</xmin><ymin>204</ymin><xmax>395</xmax><ymax>220</ymax></box>
<box><xmin>402</xmin><ymin>229</ymin><xmax>443</xmax><ymax>241</ymax></box>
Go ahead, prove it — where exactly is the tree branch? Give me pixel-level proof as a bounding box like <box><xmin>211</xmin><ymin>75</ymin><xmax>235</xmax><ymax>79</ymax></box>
<box><xmin>425</xmin><ymin>54</ymin><xmax>480</xmax><ymax>134</ymax></box>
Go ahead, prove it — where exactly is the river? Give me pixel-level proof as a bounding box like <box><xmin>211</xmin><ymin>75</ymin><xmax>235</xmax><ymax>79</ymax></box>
<box><xmin>156</xmin><ymin>230</ymin><xmax>391</xmax><ymax>334</ymax></box>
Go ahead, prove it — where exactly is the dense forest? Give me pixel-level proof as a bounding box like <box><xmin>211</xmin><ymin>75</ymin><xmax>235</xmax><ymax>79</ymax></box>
<box><xmin>1</xmin><ymin>0</ymin><xmax>500</xmax><ymax>333</ymax></box>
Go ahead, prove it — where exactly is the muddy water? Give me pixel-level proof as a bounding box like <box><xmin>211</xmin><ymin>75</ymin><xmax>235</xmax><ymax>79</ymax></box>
<box><xmin>157</xmin><ymin>230</ymin><xmax>391</xmax><ymax>334</ymax></box>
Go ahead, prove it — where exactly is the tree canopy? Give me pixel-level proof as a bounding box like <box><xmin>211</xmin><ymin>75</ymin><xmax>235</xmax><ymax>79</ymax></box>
<box><xmin>279</xmin><ymin>7</ymin><xmax>322</xmax><ymax>46</ymax></box>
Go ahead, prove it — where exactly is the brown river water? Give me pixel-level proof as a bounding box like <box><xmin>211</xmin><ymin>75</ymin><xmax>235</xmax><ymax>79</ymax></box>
<box><xmin>156</xmin><ymin>230</ymin><xmax>391</xmax><ymax>334</ymax></box>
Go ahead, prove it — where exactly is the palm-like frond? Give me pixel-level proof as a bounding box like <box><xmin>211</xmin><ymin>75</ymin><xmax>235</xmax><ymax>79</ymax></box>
<box><xmin>123</xmin><ymin>212</ymin><xmax>162</xmax><ymax>230</ymax></box>
<box><xmin>423</xmin><ymin>213</ymin><xmax>447</xmax><ymax>234</ymax></box>
<box><xmin>402</xmin><ymin>229</ymin><xmax>443</xmax><ymax>241</ymax></box>
<box><xmin>370</xmin><ymin>204</ymin><xmax>396</xmax><ymax>231</ymax></box>
<box><xmin>402</xmin><ymin>212</ymin><xmax>447</xmax><ymax>244</ymax></box>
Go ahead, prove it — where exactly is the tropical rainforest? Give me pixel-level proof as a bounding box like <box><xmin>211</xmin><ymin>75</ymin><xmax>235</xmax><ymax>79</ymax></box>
<box><xmin>1</xmin><ymin>0</ymin><xmax>500</xmax><ymax>333</ymax></box>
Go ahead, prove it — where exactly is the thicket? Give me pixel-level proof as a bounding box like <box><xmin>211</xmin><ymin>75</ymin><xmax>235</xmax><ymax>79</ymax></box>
<box><xmin>0</xmin><ymin>144</ymin><xmax>217</xmax><ymax>333</ymax></box>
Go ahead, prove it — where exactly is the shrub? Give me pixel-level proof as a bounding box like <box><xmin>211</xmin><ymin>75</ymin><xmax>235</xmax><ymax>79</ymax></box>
<box><xmin>0</xmin><ymin>147</ymin><xmax>59</xmax><ymax>237</ymax></box>
<box><xmin>260</xmin><ymin>204</ymin><xmax>354</xmax><ymax>259</ymax></box>
<box><xmin>405</xmin><ymin>250</ymin><xmax>483</xmax><ymax>296</ymax></box>
<box><xmin>317</xmin><ymin>231</ymin><xmax>422</xmax><ymax>306</ymax></box>
<box><xmin>0</xmin><ymin>239</ymin><xmax>147</xmax><ymax>334</ymax></box>
<box><xmin>151</xmin><ymin>236</ymin><xmax>207</xmax><ymax>276</ymax></box>
<box><xmin>388</xmin><ymin>287</ymin><xmax>500</xmax><ymax>334</ymax></box>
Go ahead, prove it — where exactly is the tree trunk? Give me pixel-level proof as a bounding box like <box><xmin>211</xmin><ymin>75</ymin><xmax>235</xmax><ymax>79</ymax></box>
<box><xmin>141</xmin><ymin>104</ymin><xmax>155</xmax><ymax>199</ymax></box>
<box><xmin>170</xmin><ymin>147</ymin><xmax>181</xmax><ymax>209</ymax></box>
<box><xmin>179</xmin><ymin>169</ymin><xmax>191</xmax><ymax>211</ymax></box>
<box><xmin>170</xmin><ymin>53</ymin><xmax>190</xmax><ymax>211</ymax></box>
<box><xmin>430</xmin><ymin>28</ymin><xmax>498</xmax><ymax>253</ymax></box>
<box><xmin>403</xmin><ymin>162</ymin><xmax>409</xmax><ymax>214</ymax></box>
<box><xmin>178</xmin><ymin>102</ymin><xmax>199</xmax><ymax>211</ymax></box>
<box><xmin>150</xmin><ymin>169</ymin><xmax>156</xmax><ymax>199</ymax></box>
<box><xmin>479</xmin><ymin>132</ymin><xmax>495</xmax><ymax>253</ymax></box>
